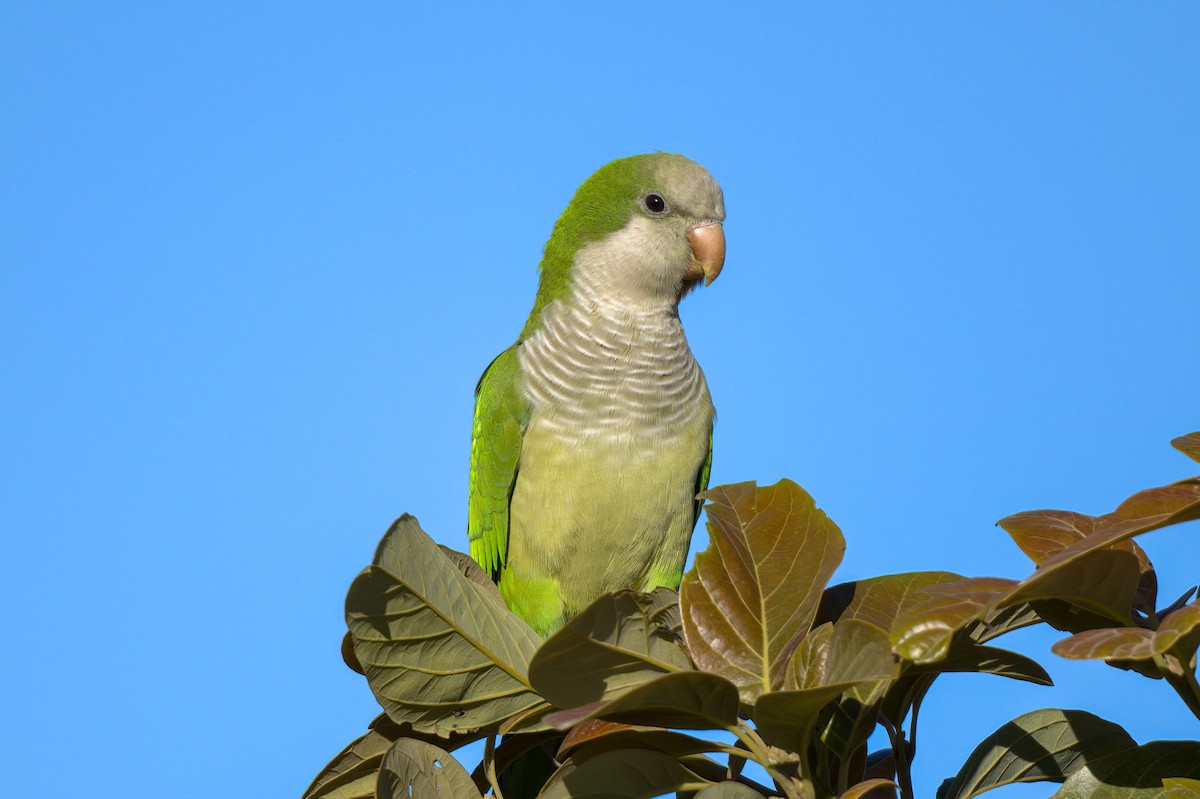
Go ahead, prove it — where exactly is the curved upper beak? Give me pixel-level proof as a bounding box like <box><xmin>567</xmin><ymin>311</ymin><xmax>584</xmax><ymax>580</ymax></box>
<box><xmin>687</xmin><ymin>221</ymin><xmax>725</xmax><ymax>286</ymax></box>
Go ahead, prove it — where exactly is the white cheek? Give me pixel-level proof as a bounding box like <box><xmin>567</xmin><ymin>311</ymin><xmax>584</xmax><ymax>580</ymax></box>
<box><xmin>572</xmin><ymin>217</ymin><xmax>687</xmax><ymax>306</ymax></box>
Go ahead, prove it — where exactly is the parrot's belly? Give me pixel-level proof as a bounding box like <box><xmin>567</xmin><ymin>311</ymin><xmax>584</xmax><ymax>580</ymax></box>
<box><xmin>504</xmin><ymin>418</ymin><xmax>710</xmax><ymax>631</ymax></box>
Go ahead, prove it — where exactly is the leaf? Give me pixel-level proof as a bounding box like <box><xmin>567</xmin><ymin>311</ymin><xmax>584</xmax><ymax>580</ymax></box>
<box><xmin>1000</xmin><ymin>549</ymin><xmax>1143</xmax><ymax>626</ymax></box>
<box><xmin>682</xmin><ymin>479</ymin><xmax>845</xmax><ymax>701</ymax></box>
<box><xmin>817</xmin><ymin>571</ymin><xmax>965</xmax><ymax>631</ymax></box>
<box><xmin>528</xmin><ymin>590</ymin><xmax>692</xmax><ymax>710</ymax></box>
<box><xmin>345</xmin><ymin>515</ymin><xmax>544</xmax><ymax>735</ymax></box>
<box><xmin>696</xmin><ymin>782</ymin><xmax>767</xmax><ymax>798</ymax></box>
<box><xmin>1165</xmin><ymin>778</ymin><xmax>1200</xmax><ymax>799</ymax></box>
<box><xmin>537</xmin><ymin>748</ymin><xmax>713</xmax><ymax>798</ymax></box>
<box><xmin>1171</xmin><ymin>432</ymin><xmax>1200</xmax><ymax>465</ymax></box>
<box><xmin>438</xmin><ymin>544</ymin><xmax>506</xmax><ymax>605</ymax></box>
<box><xmin>1052</xmin><ymin>741</ymin><xmax>1200</xmax><ymax>799</ymax></box>
<box><xmin>756</xmin><ymin>620</ymin><xmax>899</xmax><ymax>752</ymax></box>
<box><xmin>996</xmin><ymin>480</ymin><xmax>1200</xmax><ymax>623</ymax></box>
<box><xmin>376</xmin><ymin>738</ymin><xmax>482</xmax><ymax>799</ymax></box>
<box><xmin>547</xmin><ymin>671</ymin><xmax>741</xmax><ymax>731</ymax></box>
<box><xmin>890</xmin><ymin>578</ymin><xmax>1016</xmax><ymax>663</ymax></box>
<box><xmin>998</xmin><ymin>510</ymin><xmax>1158</xmax><ymax>617</ymax></box>
<box><xmin>302</xmin><ymin>716</ymin><xmax>402</xmax><ymax>799</ymax></box>
<box><xmin>1052</xmin><ymin>629</ymin><xmax>1156</xmax><ymax>662</ymax></box>
<box><xmin>842</xmin><ymin>779</ymin><xmax>898</xmax><ymax>799</ymax></box>
<box><xmin>302</xmin><ymin>715</ymin><xmax>485</xmax><ymax>799</ymax></box>
<box><xmin>913</xmin><ymin>644</ymin><xmax>1053</xmax><ymax>686</ymax></box>
<box><xmin>558</xmin><ymin>721</ymin><xmax>725</xmax><ymax>761</ymax></box>
<box><xmin>1155</xmin><ymin>602</ymin><xmax>1200</xmax><ymax>658</ymax></box>
<box><xmin>341</xmin><ymin>632</ymin><xmax>364</xmax><ymax>675</ymax></box>
<box><xmin>942</xmin><ymin>709</ymin><xmax>1137</xmax><ymax>799</ymax></box>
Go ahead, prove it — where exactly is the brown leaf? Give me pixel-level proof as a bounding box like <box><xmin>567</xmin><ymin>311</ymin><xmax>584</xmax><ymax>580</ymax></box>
<box><xmin>1051</xmin><ymin>627</ymin><xmax>1156</xmax><ymax>661</ymax></box>
<box><xmin>681</xmin><ymin>480</ymin><xmax>845</xmax><ymax>700</ymax></box>
<box><xmin>817</xmin><ymin>572</ymin><xmax>964</xmax><ymax>632</ymax></box>
<box><xmin>1171</xmin><ymin>432</ymin><xmax>1200</xmax><ymax>465</ymax></box>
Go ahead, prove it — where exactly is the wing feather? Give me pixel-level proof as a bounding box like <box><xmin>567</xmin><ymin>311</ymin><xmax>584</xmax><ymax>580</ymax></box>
<box><xmin>467</xmin><ymin>345</ymin><xmax>528</xmax><ymax>580</ymax></box>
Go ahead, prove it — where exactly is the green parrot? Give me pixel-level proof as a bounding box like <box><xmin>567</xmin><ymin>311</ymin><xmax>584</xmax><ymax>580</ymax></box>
<box><xmin>468</xmin><ymin>153</ymin><xmax>725</xmax><ymax>637</ymax></box>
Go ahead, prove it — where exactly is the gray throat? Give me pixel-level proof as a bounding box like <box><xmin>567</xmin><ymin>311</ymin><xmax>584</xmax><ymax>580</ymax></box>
<box><xmin>518</xmin><ymin>276</ymin><xmax>709</xmax><ymax>448</ymax></box>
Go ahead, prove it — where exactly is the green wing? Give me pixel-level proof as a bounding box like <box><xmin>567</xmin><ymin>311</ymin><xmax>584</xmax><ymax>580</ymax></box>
<box><xmin>468</xmin><ymin>345</ymin><xmax>529</xmax><ymax>580</ymax></box>
<box><xmin>693</xmin><ymin>421</ymin><xmax>714</xmax><ymax>528</ymax></box>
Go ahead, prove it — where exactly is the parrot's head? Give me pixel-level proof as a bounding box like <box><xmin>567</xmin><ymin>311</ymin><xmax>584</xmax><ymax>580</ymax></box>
<box><xmin>523</xmin><ymin>153</ymin><xmax>725</xmax><ymax>336</ymax></box>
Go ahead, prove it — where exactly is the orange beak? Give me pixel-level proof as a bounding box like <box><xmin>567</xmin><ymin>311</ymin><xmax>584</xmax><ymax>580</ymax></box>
<box><xmin>687</xmin><ymin>221</ymin><xmax>725</xmax><ymax>286</ymax></box>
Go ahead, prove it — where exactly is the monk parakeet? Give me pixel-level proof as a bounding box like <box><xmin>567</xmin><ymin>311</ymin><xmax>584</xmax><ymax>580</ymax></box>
<box><xmin>468</xmin><ymin>153</ymin><xmax>725</xmax><ymax>637</ymax></box>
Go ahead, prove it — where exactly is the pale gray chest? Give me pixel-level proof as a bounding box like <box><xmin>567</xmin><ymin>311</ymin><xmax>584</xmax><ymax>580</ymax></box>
<box><xmin>517</xmin><ymin>297</ymin><xmax>710</xmax><ymax>448</ymax></box>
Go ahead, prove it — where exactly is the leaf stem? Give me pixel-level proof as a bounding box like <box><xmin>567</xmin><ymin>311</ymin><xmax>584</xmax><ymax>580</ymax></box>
<box><xmin>1159</xmin><ymin>653</ymin><xmax>1200</xmax><ymax>723</ymax></box>
<box><xmin>881</xmin><ymin>718</ymin><xmax>914</xmax><ymax>799</ymax></box>
<box><xmin>729</xmin><ymin>722</ymin><xmax>807</xmax><ymax>799</ymax></box>
<box><xmin>484</xmin><ymin>734</ymin><xmax>505</xmax><ymax>799</ymax></box>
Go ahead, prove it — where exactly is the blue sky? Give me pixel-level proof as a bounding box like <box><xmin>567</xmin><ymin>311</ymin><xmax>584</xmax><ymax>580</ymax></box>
<box><xmin>3</xmin><ymin>4</ymin><xmax>1198</xmax><ymax>797</ymax></box>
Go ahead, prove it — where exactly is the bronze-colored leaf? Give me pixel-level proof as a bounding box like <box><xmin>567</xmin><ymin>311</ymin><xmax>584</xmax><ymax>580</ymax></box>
<box><xmin>345</xmin><ymin>515</ymin><xmax>544</xmax><ymax>736</ymax></box>
<box><xmin>1052</xmin><ymin>741</ymin><xmax>1200</xmax><ymax>799</ymax></box>
<box><xmin>842</xmin><ymin>779</ymin><xmax>898</xmax><ymax>799</ymax></box>
<box><xmin>1170</xmin><ymin>432</ymin><xmax>1200</xmax><ymax>465</ymax></box>
<box><xmin>1037</xmin><ymin>481</ymin><xmax>1200</xmax><ymax>577</ymax></box>
<box><xmin>537</xmin><ymin>748</ymin><xmax>713</xmax><ymax>798</ymax></box>
<box><xmin>1052</xmin><ymin>628</ymin><xmax>1156</xmax><ymax>661</ymax></box>
<box><xmin>999</xmin><ymin>510</ymin><xmax>1159</xmax><ymax>616</ymax></box>
<box><xmin>890</xmin><ymin>578</ymin><xmax>1016</xmax><ymax>663</ymax></box>
<box><xmin>682</xmin><ymin>479</ymin><xmax>845</xmax><ymax>701</ymax></box>
<box><xmin>528</xmin><ymin>590</ymin><xmax>692</xmax><ymax>711</ymax></box>
<box><xmin>1154</xmin><ymin>602</ymin><xmax>1200</xmax><ymax>658</ymax></box>
<box><xmin>341</xmin><ymin>631</ymin><xmax>364</xmax><ymax>675</ymax></box>
<box><xmin>942</xmin><ymin>708</ymin><xmax>1136</xmax><ymax>799</ymax></box>
<box><xmin>546</xmin><ymin>671</ymin><xmax>740</xmax><ymax>731</ymax></box>
<box><xmin>995</xmin><ymin>549</ymin><xmax>1143</xmax><ymax>628</ymax></box>
<box><xmin>817</xmin><ymin>572</ymin><xmax>964</xmax><ymax>631</ymax></box>
<box><xmin>757</xmin><ymin>620</ymin><xmax>898</xmax><ymax>752</ymax></box>
<box><xmin>912</xmin><ymin>644</ymin><xmax>1052</xmax><ymax>686</ymax></box>
<box><xmin>696</xmin><ymin>782</ymin><xmax>767</xmax><ymax>798</ymax></box>
<box><xmin>558</xmin><ymin>721</ymin><xmax>722</xmax><ymax>761</ymax></box>
<box><xmin>376</xmin><ymin>738</ymin><xmax>482</xmax><ymax>799</ymax></box>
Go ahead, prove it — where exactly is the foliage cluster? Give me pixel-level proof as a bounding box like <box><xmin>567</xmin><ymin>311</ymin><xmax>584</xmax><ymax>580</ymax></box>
<box><xmin>304</xmin><ymin>433</ymin><xmax>1200</xmax><ymax>799</ymax></box>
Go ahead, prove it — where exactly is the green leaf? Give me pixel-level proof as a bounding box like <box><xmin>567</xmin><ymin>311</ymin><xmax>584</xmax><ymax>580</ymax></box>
<box><xmin>1052</xmin><ymin>741</ymin><xmax>1200</xmax><ymax>799</ymax></box>
<box><xmin>345</xmin><ymin>515</ymin><xmax>544</xmax><ymax>735</ymax></box>
<box><xmin>528</xmin><ymin>589</ymin><xmax>692</xmax><ymax>711</ymax></box>
<box><xmin>818</xmin><ymin>572</ymin><xmax>964</xmax><ymax>631</ymax></box>
<box><xmin>302</xmin><ymin>715</ymin><xmax>485</xmax><ymax>799</ymax></box>
<box><xmin>681</xmin><ymin>479</ymin><xmax>845</xmax><ymax>701</ymax></box>
<box><xmin>1171</xmin><ymin>432</ymin><xmax>1200</xmax><ymax>465</ymax></box>
<box><xmin>302</xmin><ymin>716</ymin><xmax>402</xmax><ymax>799</ymax></box>
<box><xmin>376</xmin><ymin>738</ymin><xmax>482</xmax><ymax>799</ymax></box>
<box><xmin>538</xmin><ymin>748</ymin><xmax>713</xmax><ymax>798</ymax></box>
<box><xmin>696</xmin><ymin>781</ymin><xmax>766</xmax><ymax>798</ymax></box>
<box><xmin>942</xmin><ymin>709</ymin><xmax>1137</xmax><ymax>799</ymax></box>
<box><xmin>1052</xmin><ymin>628</ymin><xmax>1156</xmax><ymax>661</ymax></box>
<box><xmin>438</xmin><ymin>544</ymin><xmax>507</xmax><ymax>605</ymax></box>
<box><xmin>1165</xmin><ymin>778</ymin><xmax>1200</xmax><ymax>799</ymax></box>
<box><xmin>547</xmin><ymin>671</ymin><xmax>740</xmax><ymax>731</ymax></box>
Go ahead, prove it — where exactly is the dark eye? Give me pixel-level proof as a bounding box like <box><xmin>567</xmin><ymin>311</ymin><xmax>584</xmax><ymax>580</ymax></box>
<box><xmin>642</xmin><ymin>193</ymin><xmax>669</xmax><ymax>215</ymax></box>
